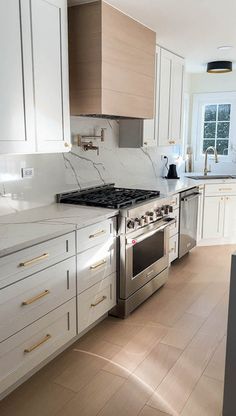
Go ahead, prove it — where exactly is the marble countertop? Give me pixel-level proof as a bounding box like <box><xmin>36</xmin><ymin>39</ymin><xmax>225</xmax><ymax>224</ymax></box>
<box><xmin>0</xmin><ymin>204</ymin><xmax>118</xmax><ymax>257</ymax></box>
<box><xmin>1</xmin><ymin>174</ymin><xmax>236</xmax><ymax>257</ymax></box>
<box><xmin>127</xmin><ymin>174</ymin><xmax>236</xmax><ymax>196</ymax></box>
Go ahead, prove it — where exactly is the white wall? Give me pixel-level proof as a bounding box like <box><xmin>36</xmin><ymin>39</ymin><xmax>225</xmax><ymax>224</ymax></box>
<box><xmin>0</xmin><ymin>117</ymin><xmax>183</xmax><ymax>216</ymax></box>
<box><xmin>187</xmin><ymin>71</ymin><xmax>236</xmax><ymax>173</ymax></box>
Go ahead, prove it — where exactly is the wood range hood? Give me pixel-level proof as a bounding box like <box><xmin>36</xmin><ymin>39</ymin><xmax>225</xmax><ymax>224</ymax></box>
<box><xmin>68</xmin><ymin>1</ymin><xmax>156</xmax><ymax>119</ymax></box>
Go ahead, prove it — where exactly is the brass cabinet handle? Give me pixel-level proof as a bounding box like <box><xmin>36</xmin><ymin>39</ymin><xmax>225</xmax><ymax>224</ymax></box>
<box><xmin>24</xmin><ymin>334</ymin><xmax>51</xmax><ymax>353</ymax></box>
<box><xmin>169</xmin><ymin>139</ymin><xmax>176</xmax><ymax>144</ymax></box>
<box><xmin>22</xmin><ymin>289</ymin><xmax>50</xmax><ymax>306</ymax></box>
<box><xmin>89</xmin><ymin>230</ymin><xmax>106</xmax><ymax>239</ymax></box>
<box><xmin>219</xmin><ymin>188</ymin><xmax>232</xmax><ymax>191</ymax></box>
<box><xmin>90</xmin><ymin>259</ymin><xmax>107</xmax><ymax>270</ymax></box>
<box><xmin>64</xmin><ymin>142</ymin><xmax>72</xmax><ymax>148</ymax></box>
<box><xmin>19</xmin><ymin>253</ymin><xmax>49</xmax><ymax>267</ymax></box>
<box><xmin>91</xmin><ymin>296</ymin><xmax>107</xmax><ymax>307</ymax></box>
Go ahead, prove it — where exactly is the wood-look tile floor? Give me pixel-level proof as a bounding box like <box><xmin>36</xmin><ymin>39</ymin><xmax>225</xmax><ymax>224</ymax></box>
<box><xmin>0</xmin><ymin>245</ymin><xmax>234</xmax><ymax>416</ymax></box>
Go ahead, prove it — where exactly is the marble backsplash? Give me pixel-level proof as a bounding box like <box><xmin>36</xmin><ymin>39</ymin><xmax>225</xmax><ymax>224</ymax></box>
<box><xmin>0</xmin><ymin>117</ymin><xmax>183</xmax><ymax>215</ymax></box>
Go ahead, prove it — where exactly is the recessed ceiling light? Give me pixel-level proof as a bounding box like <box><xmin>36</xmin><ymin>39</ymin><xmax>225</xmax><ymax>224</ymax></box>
<box><xmin>217</xmin><ymin>46</ymin><xmax>233</xmax><ymax>51</ymax></box>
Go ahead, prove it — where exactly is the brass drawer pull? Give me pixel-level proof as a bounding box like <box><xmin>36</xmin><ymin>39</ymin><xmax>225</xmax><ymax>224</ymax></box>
<box><xmin>90</xmin><ymin>259</ymin><xmax>107</xmax><ymax>270</ymax></box>
<box><xmin>19</xmin><ymin>253</ymin><xmax>49</xmax><ymax>267</ymax></box>
<box><xmin>89</xmin><ymin>230</ymin><xmax>106</xmax><ymax>239</ymax></box>
<box><xmin>24</xmin><ymin>334</ymin><xmax>51</xmax><ymax>353</ymax></box>
<box><xmin>169</xmin><ymin>139</ymin><xmax>176</xmax><ymax>144</ymax></box>
<box><xmin>22</xmin><ymin>289</ymin><xmax>50</xmax><ymax>306</ymax></box>
<box><xmin>218</xmin><ymin>188</ymin><xmax>232</xmax><ymax>191</ymax></box>
<box><xmin>91</xmin><ymin>295</ymin><xmax>107</xmax><ymax>307</ymax></box>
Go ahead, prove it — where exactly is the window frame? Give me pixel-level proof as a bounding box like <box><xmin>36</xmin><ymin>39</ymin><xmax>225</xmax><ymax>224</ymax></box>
<box><xmin>192</xmin><ymin>92</ymin><xmax>236</xmax><ymax>162</ymax></box>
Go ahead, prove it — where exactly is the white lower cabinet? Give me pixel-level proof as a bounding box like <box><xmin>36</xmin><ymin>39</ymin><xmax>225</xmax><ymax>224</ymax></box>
<box><xmin>0</xmin><ymin>299</ymin><xmax>76</xmax><ymax>396</ymax></box>
<box><xmin>0</xmin><ymin>257</ymin><xmax>76</xmax><ymax>342</ymax></box>
<box><xmin>78</xmin><ymin>273</ymin><xmax>116</xmax><ymax>333</ymax></box>
<box><xmin>202</xmin><ymin>195</ymin><xmax>236</xmax><ymax>240</ymax></box>
<box><xmin>169</xmin><ymin>234</ymin><xmax>179</xmax><ymax>263</ymax></box>
<box><xmin>169</xmin><ymin>198</ymin><xmax>180</xmax><ymax>263</ymax></box>
<box><xmin>203</xmin><ymin>196</ymin><xmax>224</xmax><ymax>239</ymax></box>
<box><xmin>223</xmin><ymin>196</ymin><xmax>236</xmax><ymax>239</ymax></box>
<box><xmin>77</xmin><ymin>241</ymin><xmax>116</xmax><ymax>294</ymax></box>
<box><xmin>0</xmin><ymin>218</ymin><xmax>117</xmax><ymax>398</ymax></box>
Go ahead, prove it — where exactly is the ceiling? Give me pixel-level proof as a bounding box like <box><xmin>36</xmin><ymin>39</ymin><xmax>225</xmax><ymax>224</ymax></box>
<box><xmin>100</xmin><ymin>0</ymin><xmax>236</xmax><ymax>73</ymax></box>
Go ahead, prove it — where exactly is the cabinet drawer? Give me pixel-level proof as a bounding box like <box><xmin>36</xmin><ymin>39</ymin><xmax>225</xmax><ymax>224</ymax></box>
<box><xmin>78</xmin><ymin>273</ymin><xmax>116</xmax><ymax>333</ymax></box>
<box><xmin>0</xmin><ymin>232</ymin><xmax>76</xmax><ymax>289</ymax></box>
<box><xmin>169</xmin><ymin>234</ymin><xmax>179</xmax><ymax>263</ymax></box>
<box><xmin>0</xmin><ymin>257</ymin><xmax>76</xmax><ymax>342</ymax></box>
<box><xmin>205</xmin><ymin>183</ymin><xmax>236</xmax><ymax>196</ymax></box>
<box><xmin>169</xmin><ymin>208</ymin><xmax>179</xmax><ymax>238</ymax></box>
<box><xmin>76</xmin><ymin>219</ymin><xmax>115</xmax><ymax>253</ymax></box>
<box><xmin>0</xmin><ymin>299</ymin><xmax>76</xmax><ymax>396</ymax></box>
<box><xmin>169</xmin><ymin>194</ymin><xmax>179</xmax><ymax>209</ymax></box>
<box><xmin>77</xmin><ymin>241</ymin><xmax>116</xmax><ymax>294</ymax></box>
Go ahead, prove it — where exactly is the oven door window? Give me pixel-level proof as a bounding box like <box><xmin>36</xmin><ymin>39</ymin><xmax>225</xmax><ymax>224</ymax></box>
<box><xmin>133</xmin><ymin>230</ymin><xmax>165</xmax><ymax>277</ymax></box>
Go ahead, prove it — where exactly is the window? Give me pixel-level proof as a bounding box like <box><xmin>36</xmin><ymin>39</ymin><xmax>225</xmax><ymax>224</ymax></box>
<box><xmin>192</xmin><ymin>92</ymin><xmax>236</xmax><ymax>161</ymax></box>
<box><xmin>203</xmin><ymin>103</ymin><xmax>231</xmax><ymax>155</ymax></box>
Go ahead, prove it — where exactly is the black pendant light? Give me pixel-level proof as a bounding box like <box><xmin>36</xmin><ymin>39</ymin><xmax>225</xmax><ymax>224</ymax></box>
<box><xmin>207</xmin><ymin>61</ymin><xmax>232</xmax><ymax>73</ymax></box>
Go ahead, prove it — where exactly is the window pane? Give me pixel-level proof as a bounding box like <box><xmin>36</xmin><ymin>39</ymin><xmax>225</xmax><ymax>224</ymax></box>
<box><xmin>217</xmin><ymin>122</ymin><xmax>230</xmax><ymax>138</ymax></box>
<box><xmin>204</xmin><ymin>105</ymin><xmax>217</xmax><ymax>121</ymax></box>
<box><xmin>216</xmin><ymin>140</ymin><xmax>229</xmax><ymax>155</ymax></box>
<box><xmin>203</xmin><ymin>139</ymin><xmax>215</xmax><ymax>152</ymax></box>
<box><xmin>218</xmin><ymin>104</ymin><xmax>231</xmax><ymax>121</ymax></box>
<box><xmin>204</xmin><ymin>122</ymin><xmax>216</xmax><ymax>138</ymax></box>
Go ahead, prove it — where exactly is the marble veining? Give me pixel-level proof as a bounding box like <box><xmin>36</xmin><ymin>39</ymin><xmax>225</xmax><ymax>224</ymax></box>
<box><xmin>0</xmin><ymin>204</ymin><xmax>119</xmax><ymax>257</ymax></box>
<box><xmin>0</xmin><ymin>117</ymin><xmax>183</xmax><ymax>216</ymax></box>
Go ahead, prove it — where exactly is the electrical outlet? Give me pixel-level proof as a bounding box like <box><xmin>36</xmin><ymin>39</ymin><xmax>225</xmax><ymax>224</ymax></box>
<box><xmin>21</xmin><ymin>167</ymin><xmax>34</xmax><ymax>179</ymax></box>
<box><xmin>161</xmin><ymin>155</ymin><xmax>167</xmax><ymax>161</ymax></box>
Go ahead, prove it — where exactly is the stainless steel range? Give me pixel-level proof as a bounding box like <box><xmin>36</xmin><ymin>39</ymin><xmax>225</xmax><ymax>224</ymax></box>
<box><xmin>57</xmin><ymin>184</ymin><xmax>175</xmax><ymax>318</ymax></box>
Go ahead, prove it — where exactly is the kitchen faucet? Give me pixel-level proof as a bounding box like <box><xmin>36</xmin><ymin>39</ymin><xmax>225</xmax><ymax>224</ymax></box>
<box><xmin>204</xmin><ymin>146</ymin><xmax>219</xmax><ymax>175</ymax></box>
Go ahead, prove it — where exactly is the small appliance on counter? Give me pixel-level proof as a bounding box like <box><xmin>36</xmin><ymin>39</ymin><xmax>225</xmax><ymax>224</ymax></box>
<box><xmin>166</xmin><ymin>164</ymin><xmax>179</xmax><ymax>179</ymax></box>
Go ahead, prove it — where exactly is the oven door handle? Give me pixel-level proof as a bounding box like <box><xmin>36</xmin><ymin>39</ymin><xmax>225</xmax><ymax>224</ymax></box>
<box><xmin>126</xmin><ymin>220</ymin><xmax>174</xmax><ymax>245</ymax></box>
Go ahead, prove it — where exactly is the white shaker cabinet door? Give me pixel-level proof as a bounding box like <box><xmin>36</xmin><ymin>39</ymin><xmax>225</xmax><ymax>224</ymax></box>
<box><xmin>203</xmin><ymin>196</ymin><xmax>224</xmax><ymax>239</ymax></box>
<box><xmin>169</xmin><ymin>54</ymin><xmax>184</xmax><ymax>145</ymax></box>
<box><xmin>158</xmin><ymin>48</ymin><xmax>172</xmax><ymax>146</ymax></box>
<box><xmin>0</xmin><ymin>0</ymin><xmax>35</xmax><ymax>153</ymax></box>
<box><xmin>224</xmin><ymin>196</ymin><xmax>236</xmax><ymax>239</ymax></box>
<box><xmin>31</xmin><ymin>0</ymin><xmax>71</xmax><ymax>153</ymax></box>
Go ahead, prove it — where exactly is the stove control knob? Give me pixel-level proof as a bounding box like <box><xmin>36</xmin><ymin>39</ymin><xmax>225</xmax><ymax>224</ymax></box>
<box><xmin>169</xmin><ymin>205</ymin><xmax>174</xmax><ymax>213</ymax></box>
<box><xmin>147</xmin><ymin>211</ymin><xmax>154</xmax><ymax>217</ymax></box>
<box><xmin>155</xmin><ymin>208</ymin><xmax>162</xmax><ymax>217</ymax></box>
<box><xmin>134</xmin><ymin>218</ymin><xmax>141</xmax><ymax>227</ymax></box>
<box><xmin>140</xmin><ymin>216</ymin><xmax>146</xmax><ymax>226</ymax></box>
<box><xmin>127</xmin><ymin>220</ymin><xmax>135</xmax><ymax>229</ymax></box>
<box><xmin>164</xmin><ymin>205</ymin><xmax>169</xmax><ymax>215</ymax></box>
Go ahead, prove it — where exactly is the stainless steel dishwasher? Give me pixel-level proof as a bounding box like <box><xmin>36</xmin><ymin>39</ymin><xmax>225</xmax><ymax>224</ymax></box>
<box><xmin>179</xmin><ymin>187</ymin><xmax>200</xmax><ymax>258</ymax></box>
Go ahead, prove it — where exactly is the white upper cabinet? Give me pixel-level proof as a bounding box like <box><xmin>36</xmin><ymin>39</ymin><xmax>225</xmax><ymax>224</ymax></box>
<box><xmin>158</xmin><ymin>49</ymin><xmax>184</xmax><ymax>146</ymax></box>
<box><xmin>0</xmin><ymin>0</ymin><xmax>70</xmax><ymax>154</ymax></box>
<box><xmin>119</xmin><ymin>46</ymin><xmax>184</xmax><ymax>148</ymax></box>
<box><xmin>31</xmin><ymin>0</ymin><xmax>70</xmax><ymax>152</ymax></box>
<box><xmin>0</xmin><ymin>0</ymin><xmax>35</xmax><ymax>153</ymax></box>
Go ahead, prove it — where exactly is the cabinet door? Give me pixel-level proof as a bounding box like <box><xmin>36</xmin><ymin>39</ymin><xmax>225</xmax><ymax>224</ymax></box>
<box><xmin>169</xmin><ymin>54</ymin><xmax>184</xmax><ymax>145</ymax></box>
<box><xmin>224</xmin><ymin>196</ymin><xmax>236</xmax><ymax>239</ymax></box>
<box><xmin>0</xmin><ymin>0</ymin><xmax>35</xmax><ymax>154</ymax></box>
<box><xmin>203</xmin><ymin>196</ymin><xmax>224</xmax><ymax>239</ymax></box>
<box><xmin>158</xmin><ymin>48</ymin><xmax>172</xmax><ymax>146</ymax></box>
<box><xmin>31</xmin><ymin>0</ymin><xmax>70</xmax><ymax>153</ymax></box>
<box><xmin>143</xmin><ymin>46</ymin><xmax>161</xmax><ymax>147</ymax></box>
<box><xmin>197</xmin><ymin>186</ymin><xmax>204</xmax><ymax>242</ymax></box>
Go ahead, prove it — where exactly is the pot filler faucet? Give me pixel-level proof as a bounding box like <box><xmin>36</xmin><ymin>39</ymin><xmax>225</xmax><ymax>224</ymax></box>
<box><xmin>204</xmin><ymin>146</ymin><xmax>219</xmax><ymax>175</ymax></box>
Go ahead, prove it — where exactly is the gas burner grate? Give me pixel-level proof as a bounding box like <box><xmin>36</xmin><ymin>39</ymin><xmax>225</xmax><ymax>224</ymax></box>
<box><xmin>58</xmin><ymin>185</ymin><xmax>160</xmax><ymax>209</ymax></box>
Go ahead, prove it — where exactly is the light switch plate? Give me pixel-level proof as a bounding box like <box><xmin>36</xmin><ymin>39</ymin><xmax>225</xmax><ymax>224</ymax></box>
<box><xmin>21</xmin><ymin>167</ymin><xmax>34</xmax><ymax>179</ymax></box>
